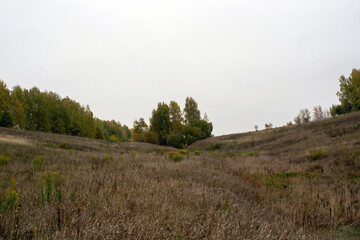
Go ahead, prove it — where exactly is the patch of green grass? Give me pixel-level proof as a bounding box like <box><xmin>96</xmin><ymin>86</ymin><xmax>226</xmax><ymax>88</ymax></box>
<box><xmin>6</xmin><ymin>190</ymin><xmax>20</xmax><ymax>213</ymax></box>
<box><xmin>254</xmin><ymin>171</ymin><xmax>320</xmax><ymax>190</ymax></box>
<box><xmin>338</xmin><ymin>226</ymin><xmax>360</xmax><ymax>239</ymax></box>
<box><xmin>174</xmin><ymin>233</ymin><xmax>182</xmax><ymax>240</ymax></box>
<box><xmin>0</xmin><ymin>153</ymin><xmax>10</xmax><ymax>166</ymax></box>
<box><xmin>309</xmin><ymin>149</ymin><xmax>327</xmax><ymax>160</ymax></box>
<box><xmin>244</xmin><ymin>151</ymin><xmax>259</xmax><ymax>157</ymax></box>
<box><xmin>210</xmin><ymin>151</ymin><xmax>222</xmax><ymax>158</ymax></box>
<box><xmin>90</xmin><ymin>200</ymin><xmax>98</xmax><ymax>219</ymax></box>
<box><xmin>33</xmin><ymin>155</ymin><xmax>44</xmax><ymax>171</ymax></box>
<box><xmin>222</xmin><ymin>151</ymin><xmax>260</xmax><ymax>158</ymax></box>
<box><xmin>220</xmin><ymin>200</ymin><xmax>230</xmax><ymax>214</ymax></box>
<box><xmin>129</xmin><ymin>151</ymin><xmax>136</xmax><ymax>160</ymax></box>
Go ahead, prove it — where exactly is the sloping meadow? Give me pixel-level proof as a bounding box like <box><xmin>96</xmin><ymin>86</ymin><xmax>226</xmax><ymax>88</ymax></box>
<box><xmin>1</xmin><ymin>110</ymin><xmax>360</xmax><ymax>240</ymax></box>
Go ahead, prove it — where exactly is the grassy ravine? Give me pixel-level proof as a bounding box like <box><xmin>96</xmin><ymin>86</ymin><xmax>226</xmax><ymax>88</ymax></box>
<box><xmin>0</xmin><ymin>112</ymin><xmax>360</xmax><ymax>239</ymax></box>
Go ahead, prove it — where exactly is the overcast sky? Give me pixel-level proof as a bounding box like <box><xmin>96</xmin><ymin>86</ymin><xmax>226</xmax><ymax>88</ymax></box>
<box><xmin>1</xmin><ymin>0</ymin><xmax>360</xmax><ymax>136</ymax></box>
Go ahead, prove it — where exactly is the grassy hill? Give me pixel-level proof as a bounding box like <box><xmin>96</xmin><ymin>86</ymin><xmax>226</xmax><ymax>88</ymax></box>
<box><xmin>0</xmin><ymin>112</ymin><xmax>360</xmax><ymax>239</ymax></box>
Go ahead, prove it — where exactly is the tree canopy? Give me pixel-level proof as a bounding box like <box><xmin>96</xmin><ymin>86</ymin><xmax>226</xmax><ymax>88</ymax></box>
<box><xmin>336</xmin><ymin>68</ymin><xmax>360</xmax><ymax>113</ymax></box>
<box><xmin>133</xmin><ymin>97</ymin><xmax>213</xmax><ymax>147</ymax></box>
<box><xmin>0</xmin><ymin>80</ymin><xmax>130</xmax><ymax>142</ymax></box>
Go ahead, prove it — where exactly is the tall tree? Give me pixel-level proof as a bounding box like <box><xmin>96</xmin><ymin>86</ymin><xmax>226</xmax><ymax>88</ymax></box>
<box><xmin>0</xmin><ymin>80</ymin><xmax>11</xmax><ymax>127</ymax></box>
<box><xmin>336</xmin><ymin>68</ymin><xmax>360</xmax><ymax>112</ymax></box>
<box><xmin>81</xmin><ymin>105</ymin><xmax>96</xmax><ymax>138</ymax></box>
<box><xmin>133</xmin><ymin>118</ymin><xmax>149</xmax><ymax>142</ymax></box>
<box><xmin>169</xmin><ymin>100</ymin><xmax>183</xmax><ymax>133</ymax></box>
<box><xmin>183</xmin><ymin>97</ymin><xmax>201</xmax><ymax>125</ymax></box>
<box><xmin>10</xmin><ymin>86</ymin><xmax>26</xmax><ymax>128</ymax></box>
<box><xmin>0</xmin><ymin>80</ymin><xmax>10</xmax><ymax>113</ymax></box>
<box><xmin>150</xmin><ymin>102</ymin><xmax>171</xmax><ymax>145</ymax></box>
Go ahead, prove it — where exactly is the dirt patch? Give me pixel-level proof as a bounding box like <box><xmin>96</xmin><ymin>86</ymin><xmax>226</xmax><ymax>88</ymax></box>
<box><xmin>0</xmin><ymin>135</ymin><xmax>32</xmax><ymax>146</ymax></box>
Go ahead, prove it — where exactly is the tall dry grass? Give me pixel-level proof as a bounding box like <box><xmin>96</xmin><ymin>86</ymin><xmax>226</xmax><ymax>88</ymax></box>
<box><xmin>1</xmin><ymin>111</ymin><xmax>360</xmax><ymax>239</ymax></box>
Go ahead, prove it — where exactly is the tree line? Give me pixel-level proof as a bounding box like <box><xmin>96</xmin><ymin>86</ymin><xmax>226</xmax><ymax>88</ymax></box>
<box><xmin>290</xmin><ymin>68</ymin><xmax>360</xmax><ymax>126</ymax></box>
<box><xmin>0</xmin><ymin>80</ymin><xmax>131</xmax><ymax>142</ymax></box>
<box><xmin>133</xmin><ymin>97</ymin><xmax>213</xmax><ymax>148</ymax></box>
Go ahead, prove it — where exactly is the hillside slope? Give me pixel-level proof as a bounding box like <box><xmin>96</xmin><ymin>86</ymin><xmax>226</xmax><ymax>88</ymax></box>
<box><xmin>190</xmin><ymin>111</ymin><xmax>360</xmax><ymax>158</ymax></box>
<box><xmin>0</xmin><ymin>113</ymin><xmax>359</xmax><ymax>239</ymax></box>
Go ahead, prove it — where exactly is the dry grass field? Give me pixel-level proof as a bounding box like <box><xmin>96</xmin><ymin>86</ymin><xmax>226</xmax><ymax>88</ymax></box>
<box><xmin>0</xmin><ymin>112</ymin><xmax>360</xmax><ymax>239</ymax></box>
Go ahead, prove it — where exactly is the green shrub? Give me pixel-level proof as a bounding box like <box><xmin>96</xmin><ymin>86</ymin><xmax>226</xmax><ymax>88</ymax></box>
<box><xmin>6</xmin><ymin>190</ymin><xmax>20</xmax><ymax>213</ymax></box>
<box><xmin>194</xmin><ymin>150</ymin><xmax>201</xmax><ymax>155</ymax></box>
<box><xmin>178</xmin><ymin>149</ymin><xmax>189</xmax><ymax>156</ymax></box>
<box><xmin>129</xmin><ymin>151</ymin><xmax>136</xmax><ymax>160</ymax></box>
<box><xmin>167</xmin><ymin>133</ymin><xmax>183</xmax><ymax>148</ymax></box>
<box><xmin>0</xmin><ymin>153</ymin><xmax>10</xmax><ymax>166</ymax></box>
<box><xmin>168</xmin><ymin>152</ymin><xmax>184</xmax><ymax>162</ymax></box>
<box><xmin>102</xmin><ymin>154</ymin><xmax>114</xmax><ymax>163</ymax></box>
<box><xmin>310</xmin><ymin>149</ymin><xmax>327</xmax><ymax>160</ymax></box>
<box><xmin>33</xmin><ymin>155</ymin><xmax>44</xmax><ymax>171</ymax></box>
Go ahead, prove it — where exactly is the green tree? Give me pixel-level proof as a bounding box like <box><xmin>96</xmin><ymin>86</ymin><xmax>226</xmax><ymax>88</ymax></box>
<box><xmin>336</xmin><ymin>68</ymin><xmax>360</xmax><ymax>112</ymax></box>
<box><xmin>192</xmin><ymin>119</ymin><xmax>213</xmax><ymax>138</ymax></box>
<box><xmin>149</xmin><ymin>102</ymin><xmax>171</xmax><ymax>145</ymax></box>
<box><xmin>61</xmin><ymin>97</ymin><xmax>82</xmax><ymax>135</ymax></box>
<box><xmin>133</xmin><ymin>118</ymin><xmax>149</xmax><ymax>142</ymax></box>
<box><xmin>10</xmin><ymin>86</ymin><xmax>26</xmax><ymax>128</ymax></box>
<box><xmin>183</xmin><ymin>97</ymin><xmax>201</xmax><ymax>125</ymax></box>
<box><xmin>0</xmin><ymin>80</ymin><xmax>10</xmax><ymax>113</ymax></box>
<box><xmin>182</xmin><ymin>126</ymin><xmax>203</xmax><ymax>145</ymax></box>
<box><xmin>81</xmin><ymin>105</ymin><xmax>96</xmax><ymax>138</ymax></box>
<box><xmin>0</xmin><ymin>111</ymin><xmax>13</xmax><ymax>127</ymax></box>
<box><xmin>330</xmin><ymin>104</ymin><xmax>344</xmax><ymax>117</ymax></box>
<box><xmin>167</xmin><ymin>132</ymin><xmax>183</xmax><ymax>148</ymax></box>
<box><xmin>169</xmin><ymin>100</ymin><xmax>184</xmax><ymax>133</ymax></box>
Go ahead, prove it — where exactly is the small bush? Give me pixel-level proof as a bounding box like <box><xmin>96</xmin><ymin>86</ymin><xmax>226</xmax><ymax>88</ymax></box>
<box><xmin>178</xmin><ymin>149</ymin><xmax>190</xmax><ymax>157</ymax></box>
<box><xmin>220</xmin><ymin>200</ymin><xmax>230</xmax><ymax>214</ymax></box>
<box><xmin>310</xmin><ymin>149</ymin><xmax>327</xmax><ymax>160</ymax></box>
<box><xmin>194</xmin><ymin>150</ymin><xmax>201</xmax><ymax>155</ymax></box>
<box><xmin>0</xmin><ymin>153</ymin><xmax>10</xmax><ymax>166</ymax></box>
<box><xmin>102</xmin><ymin>154</ymin><xmax>114</xmax><ymax>163</ymax></box>
<box><xmin>33</xmin><ymin>155</ymin><xmax>44</xmax><ymax>171</ymax></box>
<box><xmin>168</xmin><ymin>152</ymin><xmax>184</xmax><ymax>162</ymax></box>
<box><xmin>6</xmin><ymin>190</ymin><xmax>20</xmax><ymax>213</ymax></box>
